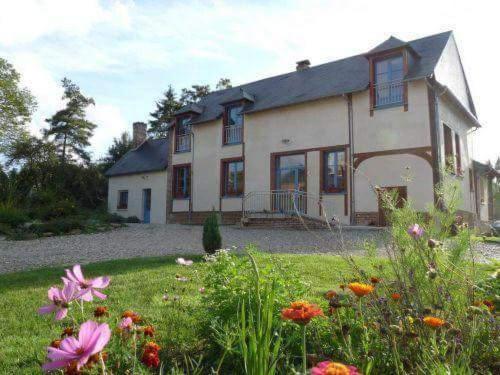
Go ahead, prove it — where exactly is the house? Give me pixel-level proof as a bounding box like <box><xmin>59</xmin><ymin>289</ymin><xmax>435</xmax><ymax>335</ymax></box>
<box><xmin>472</xmin><ymin>161</ymin><xmax>499</xmax><ymax>225</ymax></box>
<box><xmin>107</xmin><ymin>30</ymin><xmax>487</xmax><ymax>226</ymax></box>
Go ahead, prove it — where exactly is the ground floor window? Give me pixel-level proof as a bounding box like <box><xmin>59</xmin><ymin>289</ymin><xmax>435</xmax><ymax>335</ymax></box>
<box><xmin>323</xmin><ymin>149</ymin><xmax>346</xmax><ymax>193</ymax></box>
<box><xmin>173</xmin><ymin>165</ymin><xmax>191</xmax><ymax>198</ymax></box>
<box><xmin>222</xmin><ymin>159</ymin><xmax>244</xmax><ymax>196</ymax></box>
<box><xmin>117</xmin><ymin>190</ymin><xmax>128</xmax><ymax>209</ymax></box>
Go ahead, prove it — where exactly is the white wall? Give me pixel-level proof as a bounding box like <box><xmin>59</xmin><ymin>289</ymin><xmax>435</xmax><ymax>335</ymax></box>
<box><xmin>108</xmin><ymin>171</ymin><xmax>168</xmax><ymax>223</ymax></box>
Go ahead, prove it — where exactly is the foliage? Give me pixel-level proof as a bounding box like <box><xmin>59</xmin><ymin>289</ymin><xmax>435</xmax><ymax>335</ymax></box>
<box><xmin>216</xmin><ymin>78</ymin><xmax>232</xmax><ymax>90</ymax></box>
<box><xmin>148</xmin><ymin>85</ymin><xmax>182</xmax><ymax>138</ymax></box>
<box><xmin>0</xmin><ymin>202</ymin><xmax>28</xmax><ymax>227</ymax></box>
<box><xmin>202</xmin><ymin>211</ymin><xmax>222</xmax><ymax>254</ymax></box>
<box><xmin>99</xmin><ymin>131</ymin><xmax>134</xmax><ymax>172</ymax></box>
<box><xmin>180</xmin><ymin>84</ymin><xmax>211</xmax><ymax>105</ymax></box>
<box><xmin>44</xmin><ymin>78</ymin><xmax>97</xmax><ymax>163</ymax></box>
<box><xmin>0</xmin><ymin>57</ymin><xmax>37</xmax><ymax>153</ymax></box>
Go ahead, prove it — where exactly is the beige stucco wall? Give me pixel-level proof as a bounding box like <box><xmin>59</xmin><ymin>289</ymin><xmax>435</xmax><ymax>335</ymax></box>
<box><xmin>437</xmin><ymin>95</ymin><xmax>474</xmax><ymax>213</ymax></box>
<box><xmin>355</xmin><ymin>154</ymin><xmax>434</xmax><ymax>212</ymax></box>
<box><xmin>352</xmin><ymin>80</ymin><xmax>431</xmax><ymax>153</ymax></box>
<box><xmin>477</xmin><ymin>175</ymin><xmax>489</xmax><ymax>221</ymax></box>
<box><xmin>108</xmin><ymin>171</ymin><xmax>168</xmax><ymax>223</ymax></box>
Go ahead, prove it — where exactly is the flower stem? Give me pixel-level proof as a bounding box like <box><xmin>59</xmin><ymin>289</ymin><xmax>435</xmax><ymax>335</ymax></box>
<box><xmin>302</xmin><ymin>325</ymin><xmax>307</xmax><ymax>375</ymax></box>
<box><xmin>99</xmin><ymin>352</ymin><xmax>106</xmax><ymax>375</ymax></box>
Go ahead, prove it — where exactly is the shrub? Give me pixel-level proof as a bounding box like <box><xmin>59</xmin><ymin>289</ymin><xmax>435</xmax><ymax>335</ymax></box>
<box><xmin>106</xmin><ymin>213</ymin><xmax>126</xmax><ymax>223</ymax></box>
<box><xmin>202</xmin><ymin>211</ymin><xmax>222</xmax><ymax>254</ymax></box>
<box><xmin>126</xmin><ymin>215</ymin><xmax>140</xmax><ymax>223</ymax></box>
<box><xmin>0</xmin><ymin>204</ymin><xmax>28</xmax><ymax>227</ymax></box>
<box><xmin>32</xmin><ymin>217</ymin><xmax>83</xmax><ymax>235</ymax></box>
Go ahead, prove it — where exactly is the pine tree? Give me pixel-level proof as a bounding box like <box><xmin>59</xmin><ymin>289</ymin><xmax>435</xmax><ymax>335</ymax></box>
<box><xmin>100</xmin><ymin>132</ymin><xmax>134</xmax><ymax>171</ymax></box>
<box><xmin>44</xmin><ymin>78</ymin><xmax>97</xmax><ymax>163</ymax></box>
<box><xmin>202</xmin><ymin>211</ymin><xmax>222</xmax><ymax>254</ymax></box>
<box><xmin>180</xmin><ymin>84</ymin><xmax>211</xmax><ymax>104</ymax></box>
<box><xmin>216</xmin><ymin>78</ymin><xmax>232</xmax><ymax>90</ymax></box>
<box><xmin>148</xmin><ymin>85</ymin><xmax>182</xmax><ymax>138</ymax></box>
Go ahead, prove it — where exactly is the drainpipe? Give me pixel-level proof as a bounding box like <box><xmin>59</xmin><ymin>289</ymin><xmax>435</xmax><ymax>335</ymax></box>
<box><xmin>189</xmin><ymin>129</ymin><xmax>194</xmax><ymax>224</ymax></box>
<box><xmin>343</xmin><ymin>93</ymin><xmax>355</xmax><ymax>225</ymax></box>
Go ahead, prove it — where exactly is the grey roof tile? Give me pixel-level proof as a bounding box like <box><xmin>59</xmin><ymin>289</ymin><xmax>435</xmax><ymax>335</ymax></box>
<box><xmin>105</xmin><ymin>138</ymin><xmax>168</xmax><ymax>177</ymax></box>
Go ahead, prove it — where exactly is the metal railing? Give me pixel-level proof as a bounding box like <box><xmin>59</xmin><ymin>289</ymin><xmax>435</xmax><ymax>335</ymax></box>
<box><xmin>242</xmin><ymin>190</ymin><xmax>326</xmax><ymax>220</ymax></box>
<box><xmin>224</xmin><ymin>125</ymin><xmax>242</xmax><ymax>144</ymax></box>
<box><xmin>175</xmin><ymin>134</ymin><xmax>191</xmax><ymax>152</ymax></box>
<box><xmin>375</xmin><ymin>80</ymin><xmax>403</xmax><ymax>107</ymax></box>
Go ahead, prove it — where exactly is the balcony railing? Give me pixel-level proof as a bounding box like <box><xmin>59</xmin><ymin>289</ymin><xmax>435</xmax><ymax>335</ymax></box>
<box><xmin>375</xmin><ymin>80</ymin><xmax>403</xmax><ymax>107</ymax></box>
<box><xmin>175</xmin><ymin>134</ymin><xmax>191</xmax><ymax>152</ymax></box>
<box><xmin>224</xmin><ymin>125</ymin><xmax>243</xmax><ymax>144</ymax></box>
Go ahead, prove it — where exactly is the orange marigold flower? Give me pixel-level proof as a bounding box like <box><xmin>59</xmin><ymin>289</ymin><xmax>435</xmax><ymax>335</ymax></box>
<box><xmin>370</xmin><ymin>277</ymin><xmax>382</xmax><ymax>284</ymax></box>
<box><xmin>143</xmin><ymin>325</ymin><xmax>155</xmax><ymax>337</ymax></box>
<box><xmin>281</xmin><ymin>301</ymin><xmax>324</xmax><ymax>325</ymax></box>
<box><xmin>423</xmin><ymin>316</ymin><xmax>446</xmax><ymax>328</ymax></box>
<box><xmin>94</xmin><ymin>306</ymin><xmax>109</xmax><ymax>318</ymax></box>
<box><xmin>324</xmin><ymin>290</ymin><xmax>337</xmax><ymax>300</ymax></box>
<box><xmin>144</xmin><ymin>341</ymin><xmax>161</xmax><ymax>353</ymax></box>
<box><xmin>391</xmin><ymin>293</ymin><xmax>401</xmax><ymax>301</ymax></box>
<box><xmin>348</xmin><ymin>282</ymin><xmax>374</xmax><ymax>297</ymax></box>
<box><xmin>311</xmin><ymin>360</ymin><xmax>361</xmax><ymax>375</ymax></box>
<box><xmin>122</xmin><ymin>310</ymin><xmax>142</xmax><ymax>323</ymax></box>
<box><xmin>141</xmin><ymin>350</ymin><xmax>160</xmax><ymax>368</ymax></box>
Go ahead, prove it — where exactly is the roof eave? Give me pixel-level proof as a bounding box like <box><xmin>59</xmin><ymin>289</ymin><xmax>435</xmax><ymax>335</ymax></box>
<box><xmin>105</xmin><ymin>166</ymin><xmax>168</xmax><ymax>178</ymax></box>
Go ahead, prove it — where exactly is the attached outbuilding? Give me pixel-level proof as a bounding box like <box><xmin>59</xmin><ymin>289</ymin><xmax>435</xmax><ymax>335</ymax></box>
<box><xmin>105</xmin><ymin>122</ymin><xmax>169</xmax><ymax>224</ymax></box>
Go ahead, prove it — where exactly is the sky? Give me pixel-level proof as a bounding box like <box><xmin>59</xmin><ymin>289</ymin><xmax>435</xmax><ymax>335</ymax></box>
<box><xmin>0</xmin><ymin>0</ymin><xmax>498</xmax><ymax>163</ymax></box>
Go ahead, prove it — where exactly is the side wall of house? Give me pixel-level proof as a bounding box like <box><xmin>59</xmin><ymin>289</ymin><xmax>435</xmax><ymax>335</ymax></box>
<box><xmin>108</xmin><ymin>171</ymin><xmax>168</xmax><ymax>224</ymax></box>
<box><xmin>352</xmin><ymin>80</ymin><xmax>434</xmax><ymax>224</ymax></box>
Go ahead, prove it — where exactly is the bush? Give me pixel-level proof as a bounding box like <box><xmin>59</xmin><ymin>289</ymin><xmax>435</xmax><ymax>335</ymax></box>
<box><xmin>32</xmin><ymin>218</ymin><xmax>83</xmax><ymax>235</ymax></box>
<box><xmin>126</xmin><ymin>216</ymin><xmax>140</xmax><ymax>223</ymax></box>
<box><xmin>105</xmin><ymin>213</ymin><xmax>126</xmax><ymax>223</ymax></box>
<box><xmin>0</xmin><ymin>204</ymin><xmax>28</xmax><ymax>227</ymax></box>
<box><xmin>202</xmin><ymin>211</ymin><xmax>222</xmax><ymax>254</ymax></box>
<box><xmin>31</xmin><ymin>198</ymin><xmax>77</xmax><ymax>221</ymax></box>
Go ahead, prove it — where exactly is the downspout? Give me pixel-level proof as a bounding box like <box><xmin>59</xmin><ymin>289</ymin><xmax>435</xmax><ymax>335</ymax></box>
<box><xmin>189</xmin><ymin>129</ymin><xmax>194</xmax><ymax>224</ymax></box>
<box><xmin>343</xmin><ymin>93</ymin><xmax>355</xmax><ymax>225</ymax></box>
<box><xmin>467</xmin><ymin>126</ymin><xmax>480</xmax><ymax>220</ymax></box>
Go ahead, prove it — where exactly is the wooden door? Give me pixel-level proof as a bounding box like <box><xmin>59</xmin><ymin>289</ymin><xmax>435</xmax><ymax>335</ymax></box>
<box><xmin>378</xmin><ymin>186</ymin><xmax>407</xmax><ymax>226</ymax></box>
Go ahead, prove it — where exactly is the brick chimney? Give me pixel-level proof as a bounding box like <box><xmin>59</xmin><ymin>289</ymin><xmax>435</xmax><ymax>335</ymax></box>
<box><xmin>132</xmin><ymin>122</ymin><xmax>147</xmax><ymax>147</ymax></box>
<box><xmin>296</xmin><ymin>59</ymin><xmax>311</xmax><ymax>71</ymax></box>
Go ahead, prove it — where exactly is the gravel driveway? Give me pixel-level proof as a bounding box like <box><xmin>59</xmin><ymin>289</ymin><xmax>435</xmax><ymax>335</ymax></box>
<box><xmin>0</xmin><ymin>224</ymin><xmax>498</xmax><ymax>274</ymax></box>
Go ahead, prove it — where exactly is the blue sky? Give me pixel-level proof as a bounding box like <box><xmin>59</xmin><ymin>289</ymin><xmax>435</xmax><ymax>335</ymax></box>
<box><xmin>0</xmin><ymin>0</ymin><xmax>498</xmax><ymax>163</ymax></box>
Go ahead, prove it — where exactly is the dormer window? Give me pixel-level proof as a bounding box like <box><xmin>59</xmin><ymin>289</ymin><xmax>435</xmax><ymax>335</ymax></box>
<box><xmin>175</xmin><ymin>115</ymin><xmax>191</xmax><ymax>152</ymax></box>
<box><xmin>374</xmin><ymin>55</ymin><xmax>404</xmax><ymax>107</ymax></box>
<box><xmin>223</xmin><ymin>103</ymin><xmax>243</xmax><ymax>145</ymax></box>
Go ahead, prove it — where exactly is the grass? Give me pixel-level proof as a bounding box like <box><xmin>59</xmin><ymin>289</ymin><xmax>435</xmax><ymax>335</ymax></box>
<box><xmin>472</xmin><ymin>235</ymin><xmax>500</xmax><ymax>244</ymax></box>
<box><xmin>0</xmin><ymin>254</ymin><xmax>385</xmax><ymax>374</ymax></box>
<box><xmin>0</xmin><ymin>253</ymin><xmax>493</xmax><ymax>374</ymax></box>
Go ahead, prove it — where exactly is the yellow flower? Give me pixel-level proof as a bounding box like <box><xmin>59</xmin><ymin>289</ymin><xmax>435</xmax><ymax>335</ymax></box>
<box><xmin>348</xmin><ymin>282</ymin><xmax>374</xmax><ymax>297</ymax></box>
<box><xmin>423</xmin><ymin>316</ymin><xmax>445</xmax><ymax>328</ymax></box>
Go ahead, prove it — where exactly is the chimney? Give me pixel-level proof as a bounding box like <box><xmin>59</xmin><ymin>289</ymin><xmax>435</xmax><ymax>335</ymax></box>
<box><xmin>132</xmin><ymin>122</ymin><xmax>147</xmax><ymax>147</ymax></box>
<box><xmin>296</xmin><ymin>59</ymin><xmax>311</xmax><ymax>71</ymax></box>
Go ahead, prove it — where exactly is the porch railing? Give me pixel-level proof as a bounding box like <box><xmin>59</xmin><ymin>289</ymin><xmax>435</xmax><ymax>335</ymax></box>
<box><xmin>375</xmin><ymin>80</ymin><xmax>403</xmax><ymax>107</ymax></box>
<box><xmin>224</xmin><ymin>125</ymin><xmax>243</xmax><ymax>144</ymax></box>
<box><xmin>175</xmin><ymin>134</ymin><xmax>191</xmax><ymax>152</ymax></box>
<box><xmin>242</xmin><ymin>190</ymin><xmax>328</xmax><ymax>221</ymax></box>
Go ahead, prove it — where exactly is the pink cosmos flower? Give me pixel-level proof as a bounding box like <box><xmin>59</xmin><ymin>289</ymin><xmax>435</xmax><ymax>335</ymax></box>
<box><xmin>63</xmin><ymin>265</ymin><xmax>110</xmax><ymax>301</ymax></box>
<box><xmin>38</xmin><ymin>283</ymin><xmax>78</xmax><ymax>320</ymax></box>
<box><xmin>176</xmin><ymin>258</ymin><xmax>193</xmax><ymax>266</ymax></box>
<box><xmin>118</xmin><ymin>317</ymin><xmax>133</xmax><ymax>330</ymax></box>
<box><xmin>407</xmin><ymin>224</ymin><xmax>424</xmax><ymax>239</ymax></box>
<box><xmin>42</xmin><ymin>320</ymin><xmax>111</xmax><ymax>372</ymax></box>
<box><xmin>311</xmin><ymin>361</ymin><xmax>360</xmax><ymax>375</ymax></box>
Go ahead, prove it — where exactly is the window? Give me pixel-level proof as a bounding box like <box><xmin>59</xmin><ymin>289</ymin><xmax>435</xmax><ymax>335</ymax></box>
<box><xmin>173</xmin><ymin>165</ymin><xmax>191</xmax><ymax>198</ymax></box>
<box><xmin>455</xmin><ymin>133</ymin><xmax>462</xmax><ymax>174</ymax></box>
<box><xmin>374</xmin><ymin>55</ymin><xmax>404</xmax><ymax>107</ymax></box>
<box><xmin>222</xmin><ymin>159</ymin><xmax>244</xmax><ymax>196</ymax></box>
<box><xmin>223</xmin><ymin>104</ymin><xmax>243</xmax><ymax>144</ymax></box>
<box><xmin>443</xmin><ymin>124</ymin><xmax>455</xmax><ymax>172</ymax></box>
<box><xmin>175</xmin><ymin>116</ymin><xmax>191</xmax><ymax>152</ymax></box>
<box><xmin>323</xmin><ymin>150</ymin><xmax>346</xmax><ymax>193</ymax></box>
<box><xmin>117</xmin><ymin>190</ymin><xmax>128</xmax><ymax>209</ymax></box>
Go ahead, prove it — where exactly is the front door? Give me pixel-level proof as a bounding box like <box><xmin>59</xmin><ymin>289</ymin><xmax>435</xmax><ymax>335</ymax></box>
<box><xmin>275</xmin><ymin>154</ymin><xmax>306</xmax><ymax>213</ymax></box>
<box><xmin>377</xmin><ymin>186</ymin><xmax>407</xmax><ymax>226</ymax></box>
<box><xmin>143</xmin><ymin>189</ymin><xmax>151</xmax><ymax>223</ymax></box>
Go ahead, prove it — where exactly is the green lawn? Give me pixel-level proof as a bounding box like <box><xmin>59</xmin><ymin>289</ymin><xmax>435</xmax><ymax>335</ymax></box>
<box><xmin>0</xmin><ymin>253</ymin><xmax>493</xmax><ymax>374</ymax></box>
<box><xmin>0</xmin><ymin>254</ymin><xmax>383</xmax><ymax>374</ymax></box>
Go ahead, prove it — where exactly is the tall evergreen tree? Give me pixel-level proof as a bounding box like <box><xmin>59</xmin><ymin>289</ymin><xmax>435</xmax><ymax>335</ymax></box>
<box><xmin>148</xmin><ymin>86</ymin><xmax>181</xmax><ymax>138</ymax></box>
<box><xmin>180</xmin><ymin>84</ymin><xmax>211</xmax><ymax>104</ymax></box>
<box><xmin>44</xmin><ymin>78</ymin><xmax>97</xmax><ymax>163</ymax></box>
<box><xmin>216</xmin><ymin>78</ymin><xmax>232</xmax><ymax>90</ymax></box>
<box><xmin>0</xmin><ymin>57</ymin><xmax>37</xmax><ymax>153</ymax></box>
<box><xmin>100</xmin><ymin>132</ymin><xmax>134</xmax><ymax>171</ymax></box>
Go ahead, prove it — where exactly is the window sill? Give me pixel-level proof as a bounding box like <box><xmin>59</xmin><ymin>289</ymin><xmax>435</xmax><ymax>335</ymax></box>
<box><xmin>374</xmin><ymin>102</ymin><xmax>404</xmax><ymax>111</ymax></box>
<box><xmin>173</xmin><ymin>197</ymin><xmax>190</xmax><ymax>200</ymax></box>
<box><xmin>174</xmin><ymin>150</ymin><xmax>191</xmax><ymax>154</ymax></box>
<box><xmin>321</xmin><ymin>191</ymin><xmax>347</xmax><ymax>196</ymax></box>
<box><xmin>222</xmin><ymin>195</ymin><xmax>243</xmax><ymax>199</ymax></box>
<box><xmin>222</xmin><ymin>142</ymin><xmax>242</xmax><ymax>147</ymax></box>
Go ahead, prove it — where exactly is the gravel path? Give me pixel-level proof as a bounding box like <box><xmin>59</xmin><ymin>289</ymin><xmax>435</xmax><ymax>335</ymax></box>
<box><xmin>0</xmin><ymin>224</ymin><xmax>498</xmax><ymax>274</ymax></box>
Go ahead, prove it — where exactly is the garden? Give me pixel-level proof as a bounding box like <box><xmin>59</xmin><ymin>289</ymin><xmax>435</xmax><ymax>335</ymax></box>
<box><xmin>1</xmin><ymin>189</ymin><xmax>499</xmax><ymax>375</ymax></box>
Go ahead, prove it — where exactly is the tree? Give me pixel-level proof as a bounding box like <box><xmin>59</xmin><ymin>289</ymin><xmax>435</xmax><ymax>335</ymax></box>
<box><xmin>216</xmin><ymin>78</ymin><xmax>232</xmax><ymax>90</ymax></box>
<box><xmin>99</xmin><ymin>132</ymin><xmax>134</xmax><ymax>171</ymax></box>
<box><xmin>44</xmin><ymin>78</ymin><xmax>97</xmax><ymax>163</ymax></box>
<box><xmin>202</xmin><ymin>210</ymin><xmax>222</xmax><ymax>254</ymax></box>
<box><xmin>148</xmin><ymin>86</ymin><xmax>182</xmax><ymax>138</ymax></box>
<box><xmin>0</xmin><ymin>57</ymin><xmax>37</xmax><ymax>153</ymax></box>
<box><xmin>180</xmin><ymin>84</ymin><xmax>211</xmax><ymax>104</ymax></box>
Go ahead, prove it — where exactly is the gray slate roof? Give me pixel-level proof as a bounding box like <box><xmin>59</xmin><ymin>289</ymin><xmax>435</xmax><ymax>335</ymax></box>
<box><xmin>368</xmin><ymin>36</ymin><xmax>409</xmax><ymax>54</ymax></box>
<box><xmin>105</xmin><ymin>138</ymin><xmax>168</xmax><ymax>177</ymax></box>
<box><xmin>189</xmin><ymin>31</ymin><xmax>452</xmax><ymax>125</ymax></box>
